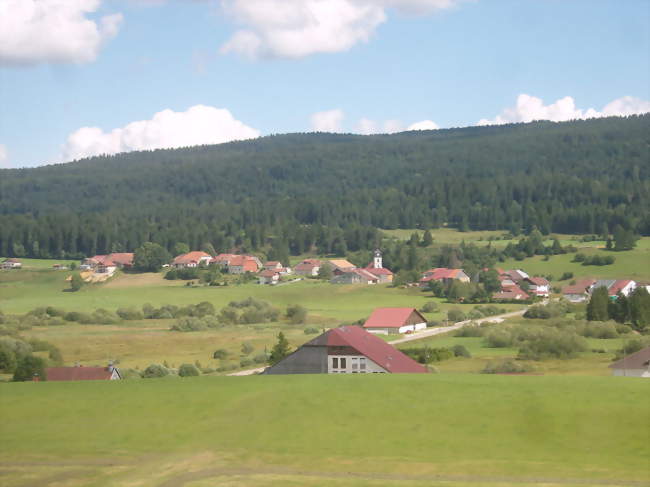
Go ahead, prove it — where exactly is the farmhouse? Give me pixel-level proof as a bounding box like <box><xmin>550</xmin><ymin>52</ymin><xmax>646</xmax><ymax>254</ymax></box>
<box><xmin>590</xmin><ymin>279</ymin><xmax>637</xmax><ymax>298</ymax></box>
<box><xmin>264</xmin><ymin>325</ymin><xmax>427</xmax><ymax>374</ymax></box>
<box><xmin>172</xmin><ymin>251</ymin><xmax>212</xmax><ymax>268</ymax></box>
<box><xmin>294</xmin><ymin>259</ymin><xmax>321</xmax><ymax>276</ymax></box>
<box><xmin>330</xmin><ymin>268</ymin><xmax>378</xmax><ymax>285</ymax></box>
<box><xmin>329</xmin><ymin>259</ymin><xmax>356</xmax><ymax>274</ymax></box>
<box><xmin>258</xmin><ymin>269</ymin><xmax>280</xmax><ymax>285</ymax></box>
<box><xmin>419</xmin><ymin>268</ymin><xmax>469</xmax><ymax>287</ymax></box>
<box><xmin>562</xmin><ymin>279</ymin><xmax>596</xmax><ymax>303</ymax></box>
<box><xmin>363</xmin><ymin>249</ymin><xmax>394</xmax><ymax>283</ymax></box>
<box><xmin>609</xmin><ymin>347</ymin><xmax>650</xmax><ymax>378</ymax></box>
<box><xmin>492</xmin><ymin>285</ymin><xmax>530</xmax><ymax>301</ymax></box>
<box><xmin>228</xmin><ymin>255</ymin><xmax>261</xmax><ymax>274</ymax></box>
<box><xmin>84</xmin><ymin>253</ymin><xmax>134</xmax><ymax>269</ymax></box>
<box><xmin>524</xmin><ymin>276</ymin><xmax>550</xmax><ymax>297</ymax></box>
<box><xmin>264</xmin><ymin>261</ymin><xmax>283</xmax><ymax>271</ymax></box>
<box><xmin>363</xmin><ymin>307</ymin><xmax>427</xmax><ymax>334</ymax></box>
<box><xmin>44</xmin><ymin>364</ymin><xmax>121</xmax><ymax>381</ymax></box>
<box><xmin>211</xmin><ymin>253</ymin><xmax>238</xmax><ymax>267</ymax></box>
<box><xmin>1</xmin><ymin>258</ymin><xmax>22</xmax><ymax>269</ymax></box>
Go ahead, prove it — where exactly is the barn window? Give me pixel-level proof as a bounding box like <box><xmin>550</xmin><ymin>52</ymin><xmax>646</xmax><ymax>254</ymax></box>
<box><xmin>332</xmin><ymin>357</ymin><xmax>339</xmax><ymax>369</ymax></box>
<box><xmin>351</xmin><ymin>358</ymin><xmax>358</xmax><ymax>370</ymax></box>
<box><xmin>359</xmin><ymin>357</ymin><xmax>366</xmax><ymax>370</ymax></box>
<box><xmin>340</xmin><ymin>358</ymin><xmax>347</xmax><ymax>369</ymax></box>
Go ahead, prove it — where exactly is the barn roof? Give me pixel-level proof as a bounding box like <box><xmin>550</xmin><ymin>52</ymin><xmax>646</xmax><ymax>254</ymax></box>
<box><xmin>609</xmin><ymin>347</ymin><xmax>650</xmax><ymax>370</ymax></box>
<box><xmin>46</xmin><ymin>366</ymin><xmax>119</xmax><ymax>381</ymax></box>
<box><xmin>562</xmin><ymin>279</ymin><xmax>596</xmax><ymax>295</ymax></box>
<box><xmin>172</xmin><ymin>251</ymin><xmax>211</xmax><ymax>265</ymax></box>
<box><xmin>329</xmin><ymin>259</ymin><xmax>356</xmax><ymax>269</ymax></box>
<box><xmin>304</xmin><ymin>326</ymin><xmax>426</xmax><ymax>373</ymax></box>
<box><xmin>363</xmin><ymin>307</ymin><xmax>426</xmax><ymax>329</ymax></box>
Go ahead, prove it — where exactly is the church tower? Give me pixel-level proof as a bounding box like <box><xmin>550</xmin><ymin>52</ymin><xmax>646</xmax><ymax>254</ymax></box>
<box><xmin>373</xmin><ymin>249</ymin><xmax>383</xmax><ymax>269</ymax></box>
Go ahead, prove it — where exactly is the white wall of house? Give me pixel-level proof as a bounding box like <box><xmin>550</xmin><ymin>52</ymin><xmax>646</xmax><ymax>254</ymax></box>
<box><xmin>564</xmin><ymin>293</ymin><xmax>588</xmax><ymax>303</ymax></box>
<box><xmin>612</xmin><ymin>367</ymin><xmax>650</xmax><ymax>378</ymax></box>
<box><xmin>327</xmin><ymin>355</ymin><xmax>387</xmax><ymax>373</ymax></box>
<box><xmin>366</xmin><ymin>322</ymin><xmax>426</xmax><ymax>335</ymax></box>
<box><xmin>620</xmin><ymin>281</ymin><xmax>637</xmax><ymax>297</ymax></box>
<box><xmin>398</xmin><ymin>322</ymin><xmax>427</xmax><ymax>334</ymax></box>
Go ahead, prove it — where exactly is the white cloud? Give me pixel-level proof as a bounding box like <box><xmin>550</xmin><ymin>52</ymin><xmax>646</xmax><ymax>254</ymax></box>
<box><xmin>478</xmin><ymin>94</ymin><xmax>650</xmax><ymax>126</ymax></box>
<box><xmin>310</xmin><ymin>109</ymin><xmax>345</xmax><ymax>132</ymax></box>
<box><xmin>407</xmin><ymin>119</ymin><xmax>439</xmax><ymax>131</ymax></box>
<box><xmin>62</xmin><ymin>105</ymin><xmax>260</xmax><ymax>161</ymax></box>
<box><xmin>0</xmin><ymin>0</ymin><xmax>123</xmax><ymax>66</ymax></box>
<box><xmin>0</xmin><ymin>144</ymin><xmax>8</xmax><ymax>167</ymax></box>
<box><xmin>220</xmin><ymin>0</ymin><xmax>458</xmax><ymax>59</ymax></box>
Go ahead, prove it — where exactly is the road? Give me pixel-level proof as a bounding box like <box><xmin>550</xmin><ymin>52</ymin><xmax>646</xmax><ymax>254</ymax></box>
<box><xmin>388</xmin><ymin>308</ymin><xmax>528</xmax><ymax>345</ymax></box>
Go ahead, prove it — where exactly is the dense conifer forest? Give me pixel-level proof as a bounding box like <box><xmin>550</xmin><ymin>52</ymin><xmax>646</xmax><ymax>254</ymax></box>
<box><xmin>0</xmin><ymin>115</ymin><xmax>648</xmax><ymax>259</ymax></box>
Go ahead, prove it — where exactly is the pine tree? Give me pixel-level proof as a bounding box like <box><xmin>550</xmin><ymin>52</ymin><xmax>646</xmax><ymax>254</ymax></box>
<box><xmin>421</xmin><ymin>230</ymin><xmax>434</xmax><ymax>247</ymax></box>
<box><xmin>587</xmin><ymin>286</ymin><xmax>609</xmax><ymax>321</ymax></box>
<box><xmin>269</xmin><ymin>332</ymin><xmax>291</xmax><ymax>365</ymax></box>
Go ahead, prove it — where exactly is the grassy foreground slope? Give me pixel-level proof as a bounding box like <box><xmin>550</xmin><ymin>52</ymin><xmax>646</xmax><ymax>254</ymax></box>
<box><xmin>1</xmin><ymin>375</ymin><xmax>648</xmax><ymax>487</ymax></box>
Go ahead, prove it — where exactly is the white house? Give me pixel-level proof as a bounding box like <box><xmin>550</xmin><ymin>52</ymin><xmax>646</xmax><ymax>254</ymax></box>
<box><xmin>609</xmin><ymin>347</ymin><xmax>650</xmax><ymax>378</ymax></box>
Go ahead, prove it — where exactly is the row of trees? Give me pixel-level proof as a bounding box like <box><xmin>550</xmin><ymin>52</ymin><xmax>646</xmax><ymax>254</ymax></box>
<box><xmin>586</xmin><ymin>287</ymin><xmax>650</xmax><ymax>331</ymax></box>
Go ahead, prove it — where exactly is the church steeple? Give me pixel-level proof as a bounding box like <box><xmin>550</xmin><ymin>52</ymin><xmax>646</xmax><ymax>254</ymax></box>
<box><xmin>373</xmin><ymin>249</ymin><xmax>382</xmax><ymax>269</ymax></box>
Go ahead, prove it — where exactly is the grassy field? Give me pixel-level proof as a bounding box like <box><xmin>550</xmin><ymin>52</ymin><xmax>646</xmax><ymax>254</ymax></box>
<box><xmin>0</xmin><ymin>374</ymin><xmax>648</xmax><ymax>487</ymax></box>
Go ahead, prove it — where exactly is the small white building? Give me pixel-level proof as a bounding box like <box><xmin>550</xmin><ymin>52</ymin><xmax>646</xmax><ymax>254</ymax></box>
<box><xmin>609</xmin><ymin>347</ymin><xmax>650</xmax><ymax>378</ymax></box>
<box><xmin>1</xmin><ymin>258</ymin><xmax>22</xmax><ymax>269</ymax></box>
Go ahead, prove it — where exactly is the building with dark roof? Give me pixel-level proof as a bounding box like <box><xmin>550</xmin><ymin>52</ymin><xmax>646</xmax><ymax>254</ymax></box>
<box><xmin>263</xmin><ymin>326</ymin><xmax>427</xmax><ymax>375</ymax></box>
<box><xmin>609</xmin><ymin>347</ymin><xmax>650</xmax><ymax>378</ymax></box>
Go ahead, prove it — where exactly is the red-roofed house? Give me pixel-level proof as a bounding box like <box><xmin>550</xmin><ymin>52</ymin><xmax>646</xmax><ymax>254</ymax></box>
<box><xmin>211</xmin><ymin>253</ymin><xmax>237</xmax><ymax>266</ymax></box>
<box><xmin>264</xmin><ymin>261</ymin><xmax>283</xmax><ymax>271</ymax></box>
<box><xmin>492</xmin><ymin>285</ymin><xmax>530</xmax><ymax>301</ymax></box>
<box><xmin>228</xmin><ymin>255</ymin><xmax>261</xmax><ymax>274</ymax></box>
<box><xmin>363</xmin><ymin>249</ymin><xmax>394</xmax><ymax>283</ymax></box>
<box><xmin>419</xmin><ymin>268</ymin><xmax>470</xmax><ymax>287</ymax></box>
<box><xmin>263</xmin><ymin>325</ymin><xmax>427</xmax><ymax>374</ymax></box>
<box><xmin>107</xmin><ymin>253</ymin><xmax>134</xmax><ymax>268</ymax></box>
<box><xmin>562</xmin><ymin>279</ymin><xmax>596</xmax><ymax>302</ymax></box>
<box><xmin>45</xmin><ymin>364</ymin><xmax>121</xmax><ymax>381</ymax></box>
<box><xmin>524</xmin><ymin>276</ymin><xmax>550</xmax><ymax>297</ymax></box>
<box><xmin>590</xmin><ymin>279</ymin><xmax>637</xmax><ymax>299</ymax></box>
<box><xmin>258</xmin><ymin>269</ymin><xmax>281</xmax><ymax>285</ymax></box>
<box><xmin>294</xmin><ymin>259</ymin><xmax>321</xmax><ymax>276</ymax></box>
<box><xmin>172</xmin><ymin>251</ymin><xmax>212</xmax><ymax>268</ymax></box>
<box><xmin>363</xmin><ymin>307</ymin><xmax>427</xmax><ymax>334</ymax></box>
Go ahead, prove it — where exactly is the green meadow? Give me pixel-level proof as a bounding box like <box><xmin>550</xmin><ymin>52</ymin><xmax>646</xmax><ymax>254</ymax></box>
<box><xmin>0</xmin><ymin>374</ymin><xmax>648</xmax><ymax>487</ymax></box>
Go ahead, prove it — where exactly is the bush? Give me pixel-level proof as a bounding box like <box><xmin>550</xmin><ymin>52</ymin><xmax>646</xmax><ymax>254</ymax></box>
<box><xmin>170</xmin><ymin>317</ymin><xmax>207</xmax><ymax>332</ymax></box>
<box><xmin>286</xmin><ymin>304</ymin><xmax>308</xmax><ymax>324</ymax></box>
<box><xmin>13</xmin><ymin>355</ymin><xmax>47</xmax><ymax>381</ymax></box>
<box><xmin>142</xmin><ymin>364</ymin><xmax>169</xmax><ymax>378</ymax></box>
<box><xmin>517</xmin><ymin>328</ymin><xmax>588</xmax><ymax>360</ymax></box>
<box><xmin>523</xmin><ymin>301</ymin><xmax>569</xmax><ymax>320</ymax></box>
<box><xmin>91</xmin><ymin>308</ymin><xmax>120</xmax><ymax>325</ymax></box>
<box><xmin>419</xmin><ymin>301</ymin><xmax>438</xmax><ymax>313</ymax></box>
<box><xmin>253</xmin><ymin>353</ymin><xmax>269</xmax><ymax>364</ymax></box>
<box><xmin>240</xmin><ymin>358</ymin><xmax>254</xmax><ymax>368</ymax></box>
<box><xmin>455</xmin><ymin>325</ymin><xmax>484</xmax><ymax>337</ymax></box>
<box><xmin>0</xmin><ymin>343</ymin><xmax>17</xmax><ymax>372</ymax></box>
<box><xmin>451</xmin><ymin>344</ymin><xmax>471</xmax><ymax>357</ymax></box>
<box><xmin>615</xmin><ymin>323</ymin><xmax>633</xmax><ymax>334</ymax></box>
<box><xmin>213</xmin><ymin>349</ymin><xmax>229</xmax><ymax>360</ymax></box>
<box><xmin>400</xmin><ymin>347</ymin><xmax>454</xmax><ymax>364</ymax></box>
<box><xmin>482</xmin><ymin>359</ymin><xmax>533</xmax><ymax>374</ymax></box>
<box><xmin>484</xmin><ymin>329</ymin><xmax>513</xmax><ymax>348</ymax></box>
<box><xmin>447</xmin><ymin>309</ymin><xmax>466</xmax><ymax>323</ymax></box>
<box><xmin>582</xmin><ymin>321</ymin><xmax>619</xmax><ymax>339</ymax></box>
<box><xmin>559</xmin><ymin>272</ymin><xmax>574</xmax><ymax>281</ymax></box>
<box><xmin>304</xmin><ymin>327</ymin><xmax>320</xmax><ymax>335</ymax></box>
<box><xmin>241</xmin><ymin>342</ymin><xmax>254</xmax><ymax>355</ymax></box>
<box><xmin>473</xmin><ymin>305</ymin><xmax>505</xmax><ymax>317</ymax></box>
<box><xmin>116</xmin><ymin>308</ymin><xmax>144</xmax><ymax>320</ymax></box>
<box><xmin>178</xmin><ymin>363</ymin><xmax>200</xmax><ymax>377</ymax></box>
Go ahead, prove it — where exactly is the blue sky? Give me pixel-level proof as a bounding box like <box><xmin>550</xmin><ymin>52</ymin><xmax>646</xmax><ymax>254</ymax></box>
<box><xmin>0</xmin><ymin>0</ymin><xmax>648</xmax><ymax>167</ymax></box>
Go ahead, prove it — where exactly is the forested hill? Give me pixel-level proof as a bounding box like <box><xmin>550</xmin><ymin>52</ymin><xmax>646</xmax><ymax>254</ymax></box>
<box><xmin>0</xmin><ymin>115</ymin><xmax>648</xmax><ymax>259</ymax></box>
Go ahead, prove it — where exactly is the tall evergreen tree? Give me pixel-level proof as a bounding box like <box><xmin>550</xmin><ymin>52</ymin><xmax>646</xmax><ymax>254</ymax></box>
<box><xmin>587</xmin><ymin>286</ymin><xmax>609</xmax><ymax>321</ymax></box>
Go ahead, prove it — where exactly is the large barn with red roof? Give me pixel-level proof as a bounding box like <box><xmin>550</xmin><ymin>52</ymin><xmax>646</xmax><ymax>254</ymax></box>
<box><xmin>45</xmin><ymin>364</ymin><xmax>121</xmax><ymax>381</ymax></box>
<box><xmin>363</xmin><ymin>307</ymin><xmax>427</xmax><ymax>334</ymax></box>
<box><xmin>263</xmin><ymin>326</ymin><xmax>427</xmax><ymax>374</ymax></box>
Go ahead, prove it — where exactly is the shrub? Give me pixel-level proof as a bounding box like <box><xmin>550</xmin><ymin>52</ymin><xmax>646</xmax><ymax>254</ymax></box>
<box><xmin>613</xmin><ymin>338</ymin><xmax>650</xmax><ymax>361</ymax></box>
<box><xmin>401</xmin><ymin>347</ymin><xmax>454</xmax><ymax>364</ymax></box>
<box><xmin>253</xmin><ymin>353</ymin><xmax>269</xmax><ymax>364</ymax></box>
<box><xmin>482</xmin><ymin>359</ymin><xmax>533</xmax><ymax>374</ymax></box>
<box><xmin>178</xmin><ymin>363</ymin><xmax>200</xmax><ymax>377</ymax></box>
<box><xmin>582</xmin><ymin>321</ymin><xmax>619</xmax><ymax>339</ymax></box>
<box><xmin>473</xmin><ymin>305</ymin><xmax>505</xmax><ymax>317</ymax></box>
<box><xmin>451</xmin><ymin>344</ymin><xmax>471</xmax><ymax>357</ymax></box>
<box><xmin>213</xmin><ymin>349</ymin><xmax>229</xmax><ymax>360</ymax></box>
<box><xmin>91</xmin><ymin>308</ymin><xmax>120</xmax><ymax>325</ymax></box>
<box><xmin>13</xmin><ymin>355</ymin><xmax>47</xmax><ymax>381</ymax></box>
<box><xmin>447</xmin><ymin>309</ymin><xmax>466</xmax><ymax>323</ymax></box>
<box><xmin>241</xmin><ymin>342</ymin><xmax>254</xmax><ymax>355</ymax></box>
<box><xmin>116</xmin><ymin>308</ymin><xmax>144</xmax><ymax>320</ymax></box>
<box><xmin>0</xmin><ymin>343</ymin><xmax>17</xmax><ymax>372</ymax></box>
<box><xmin>419</xmin><ymin>301</ymin><xmax>438</xmax><ymax>313</ymax></box>
<box><xmin>120</xmin><ymin>368</ymin><xmax>142</xmax><ymax>379</ymax></box>
<box><xmin>517</xmin><ymin>329</ymin><xmax>588</xmax><ymax>360</ymax></box>
<box><xmin>304</xmin><ymin>327</ymin><xmax>320</xmax><ymax>335</ymax></box>
<box><xmin>240</xmin><ymin>358</ymin><xmax>254</xmax><ymax>368</ymax></box>
<box><xmin>484</xmin><ymin>329</ymin><xmax>513</xmax><ymax>348</ymax></box>
<box><xmin>615</xmin><ymin>323</ymin><xmax>633</xmax><ymax>334</ymax></box>
<box><xmin>142</xmin><ymin>364</ymin><xmax>169</xmax><ymax>378</ymax></box>
<box><xmin>468</xmin><ymin>309</ymin><xmax>484</xmax><ymax>320</ymax></box>
<box><xmin>286</xmin><ymin>304</ymin><xmax>308</xmax><ymax>324</ymax></box>
<box><xmin>455</xmin><ymin>325</ymin><xmax>484</xmax><ymax>337</ymax></box>
<box><xmin>560</xmin><ymin>272</ymin><xmax>574</xmax><ymax>281</ymax></box>
<box><xmin>170</xmin><ymin>317</ymin><xmax>207</xmax><ymax>332</ymax></box>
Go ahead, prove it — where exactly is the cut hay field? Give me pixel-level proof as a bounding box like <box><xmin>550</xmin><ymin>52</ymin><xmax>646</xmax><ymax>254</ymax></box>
<box><xmin>0</xmin><ymin>374</ymin><xmax>647</xmax><ymax>487</ymax></box>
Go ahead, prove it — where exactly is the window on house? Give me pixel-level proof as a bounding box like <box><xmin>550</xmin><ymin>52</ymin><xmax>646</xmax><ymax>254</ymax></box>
<box><xmin>340</xmin><ymin>357</ymin><xmax>347</xmax><ymax>369</ymax></box>
<box><xmin>359</xmin><ymin>357</ymin><xmax>366</xmax><ymax>371</ymax></box>
<box><xmin>351</xmin><ymin>357</ymin><xmax>358</xmax><ymax>370</ymax></box>
<box><xmin>332</xmin><ymin>357</ymin><xmax>339</xmax><ymax>369</ymax></box>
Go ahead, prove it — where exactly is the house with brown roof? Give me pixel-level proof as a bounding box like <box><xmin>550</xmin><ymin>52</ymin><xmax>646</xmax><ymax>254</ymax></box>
<box><xmin>363</xmin><ymin>307</ymin><xmax>427</xmax><ymax>334</ymax></box>
<box><xmin>172</xmin><ymin>251</ymin><xmax>212</xmax><ymax>268</ymax></box>
<box><xmin>562</xmin><ymin>279</ymin><xmax>596</xmax><ymax>302</ymax></box>
<box><xmin>228</xmin><ymin>255</ymin><xmax>261</xmax><ymax>274</ymax></box>
<box><xmin>524</xmin><ymin>276</ymin><xmax>550</xmax><ymax>297</ymax></box>
<box><xmin>419</xmin><ymin>268</ymin><xmax>470</xmax><ymax>287</ymax></box>
<box><xmin>211</xmin><ymin>253</ymin><xmax>238</xmax><ymax>267</ymax></box>
<box><xmin>44</xmin><ymin>363</ymin><xmax>121</xmax><ymax>381</ymax></box>
<box><xmin>1</xmin><ymin>258</ymin><xmax>22</xmax><ymax>269</ymax></box>
<box><xmin>609</xmin><ymin>347</ymin><xmax>650</xmax><ymax>378</ymax></box>
<box><xmin>329</xmin><ymin>259</ymin><xmax>356</xmax><ymax>274</ymax></box>
<box><xmin>492</xmin><ymin>285</ymin><xmax>530</xmax><ymax>301</ymax></box>
<box><xmin>590</xmin><ymin>279</ymin><xmax>637</xmax><ymax>299</ymax></box>
<box><xmin>264</xmin><ymin>325</ymin><xmax>427</xmax><ymax>374</ymax></box>
<box><xmin>294</xmin><ymin>259</ymin><xmax>321</xmax><ymax>276</ymax></box>
<box><xmin>258</xmin><ymin>269</ymin><xmax>281</xmax><ymax>285</ymax></box>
